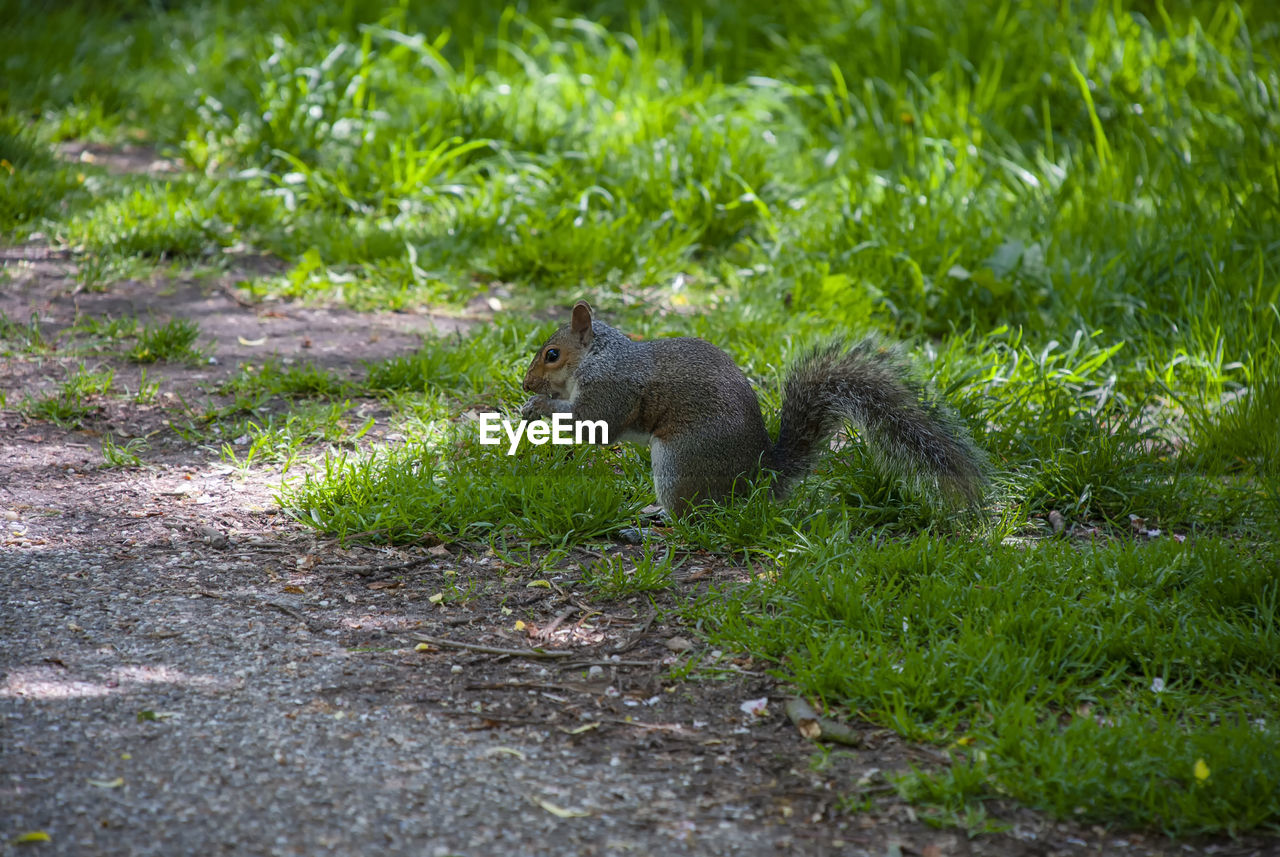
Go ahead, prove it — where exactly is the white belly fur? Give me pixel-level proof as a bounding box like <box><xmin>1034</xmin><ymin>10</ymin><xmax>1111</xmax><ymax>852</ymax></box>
<box><xmin>649</xmin><ymin>437</ymin><xmax>674</xmax><ymax>509</ymax></box>
<box><xmin>618</xmin><ymin>428</ymin><xmax>652</xmax><ymax>445</ymax></box>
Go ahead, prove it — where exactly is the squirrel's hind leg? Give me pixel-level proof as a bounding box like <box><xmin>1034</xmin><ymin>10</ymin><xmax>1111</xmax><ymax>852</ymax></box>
<box><xmin>650</xmin><ymin>435</ymin><xmax>762</xmax><ymax>516</ymax></box>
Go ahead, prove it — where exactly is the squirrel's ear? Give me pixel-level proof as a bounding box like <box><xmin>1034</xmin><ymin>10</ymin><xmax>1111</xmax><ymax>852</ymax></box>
<box><xmin>570</xmin><ymin>301</ymin><xmax>593</xmax><ymax>342</ymax></box>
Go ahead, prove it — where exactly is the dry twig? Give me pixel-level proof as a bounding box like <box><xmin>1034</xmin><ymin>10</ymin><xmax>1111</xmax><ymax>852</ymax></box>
<box><xmin>405</xmin><ymin>632</ymin><xmax>574</xmax><ymax>659</ymax></box>
<box><xmin>785</xmin><ymin>697</ymin><xmax>863</xmax><ymax>747</ymax></box>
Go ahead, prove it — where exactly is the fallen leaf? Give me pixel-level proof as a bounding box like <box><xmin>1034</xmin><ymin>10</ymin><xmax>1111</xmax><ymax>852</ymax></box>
<box><xmin>529</xmin><ymin>796</ymin><xmax>590</xmax><ymax>818</ymax></box>
<box><xmin>12</xmin><ymin>831</ymin><xmax>51</xmax><ymax>844</ymax></box>
<box><xmin>560</xmin><ymin>722</ymin><xmax>600</xmax><ymax>735</ymax></box>
<box><xmin>526</xmin><ymin>580</ymin><xmax>551</xmax><ymax>589</ymax></box>
<box><xmin>137</xmin><ymin>710</ymin><xmax>178</xmax><ymax>722</ymax></box>
<box><xmin>237</xmin><ymin>336</ymin><xmax>268</xmax><ymax>346</ymax></box>
<box><xmin>483</xmin><ymin>747</ymin><xmax>527</xmax><ymax>760</ymax></box>
<box><xmin>87</xmin><ymin>777</ymin><xmax>124</xmax><ymax>788</ymax></box>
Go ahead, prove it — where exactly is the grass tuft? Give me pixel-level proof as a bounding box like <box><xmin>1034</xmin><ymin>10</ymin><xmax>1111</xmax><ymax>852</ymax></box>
<box><xmin>129</xmin><ymin>318</ymin><xmax>204</xmax><ymax>363</ymax></box>
<box><xmin>25</xmin><ymin>363</ymin><xmax>114</xmax><ymax>427</ymax></box>
<box><xmin>281</xmin><ymin>427</ymin><xmax>647</xmax><ymax>547</ymax></box>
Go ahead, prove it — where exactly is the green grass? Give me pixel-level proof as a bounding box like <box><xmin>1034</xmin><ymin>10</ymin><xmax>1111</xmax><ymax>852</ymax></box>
<box><xmin>0</xmin><ymin>311</ymin><xmax>54</xmax><ymax>355</ymax></box>
<box><xmin>0</xmin><ymin>114</ymin><xmax>89</xmax><ymax>233</ymax></box>
<box><xmin>3</xmin><ymin>0</ymin><xmax>1279</xmax><ymax>837</ymax></box>
<box><xmin>71</xmin><ymin>314</ymin><xmax>140</xmax><ymax>344</ymax></box>
<box><xmin>222</xmin><ymin>359</ymin><xmax>350</xmax><ymax>399</ymax></box>
<box><xmin>286</xmin><ymin>431</ymin><xmax>649</xmax><ymax>547</ymax></box>
<box><xmin>129</xmin><ymin>318</ymin><xmax>204</xmax><ymax>363</ymax></box>
<box><xmin>581</xmin><ymin>542</ymin><xmax>679</xmax><ymax>598</ymax></box>
<box><xmin>100</xmin><ymin>434</ymin><xmax>146</xmax><ymax>468</ymax></box>
<box><xmin>24</xmin><ymin>363</ymin><xmax>114</xmax><ymax>427</ymax></box>
<box><xmin>217</xmin><ymin>400</ymin><xmax>369</xmax><ymax>474</ymax></box>
<box><xmin>695</xmin><ymin>532</ymin><xmax>1280</xmax><ymax>835</ymax></box>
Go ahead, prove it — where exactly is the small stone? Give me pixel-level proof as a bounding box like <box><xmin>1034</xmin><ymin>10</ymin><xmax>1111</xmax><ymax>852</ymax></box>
<box><xmin>616</xmin><ymin>527</ymin><xmax>645</xmax><ymax>545</ymax></box>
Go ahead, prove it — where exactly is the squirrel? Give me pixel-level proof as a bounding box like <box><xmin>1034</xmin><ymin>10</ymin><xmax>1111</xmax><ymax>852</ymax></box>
<box><xmin>521</xmin><ymin>301</ymin><xmax>987</xmax><ymax>517</ymax></box>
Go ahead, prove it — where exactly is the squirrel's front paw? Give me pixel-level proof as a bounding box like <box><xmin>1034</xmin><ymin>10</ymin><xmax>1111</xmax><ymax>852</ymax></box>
<box><xmin>521</xmin><ymin>394</ymin><xmax>550</xmax><ymax>421</ymax></box>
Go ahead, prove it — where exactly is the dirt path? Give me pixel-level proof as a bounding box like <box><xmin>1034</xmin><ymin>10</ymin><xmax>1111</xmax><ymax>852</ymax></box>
<box><xmin>0</xmin><ymin>241</ymin><xmax>1247</xmax><ymax>855</ymax></box>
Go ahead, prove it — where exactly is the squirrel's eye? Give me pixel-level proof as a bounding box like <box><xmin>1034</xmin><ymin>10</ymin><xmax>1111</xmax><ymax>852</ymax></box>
<box><xmin>545</xmin><ymin>348</ymin><xmax>560</xmax><ymax>364</ymax></box>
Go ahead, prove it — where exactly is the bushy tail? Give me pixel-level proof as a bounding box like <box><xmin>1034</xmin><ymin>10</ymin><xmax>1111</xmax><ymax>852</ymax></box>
<box><xmin>766</xmin><ymin>340</ymin><xmax>987</xmax><ymax>506</ymax></box>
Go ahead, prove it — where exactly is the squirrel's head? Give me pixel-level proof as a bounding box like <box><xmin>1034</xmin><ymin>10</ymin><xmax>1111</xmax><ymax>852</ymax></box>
<box><xmin>522</xmin><ymin>300</ymin><xmax>595</xmax><ymax>398</ymax></box>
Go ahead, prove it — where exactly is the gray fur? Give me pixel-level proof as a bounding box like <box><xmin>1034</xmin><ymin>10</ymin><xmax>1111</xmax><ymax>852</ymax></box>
<box><xmin>768</xmin><ymin>340</ymin><xmax>987</xmax><ymax>505</ymax></box>
<box><xmin>524</xmin><ymin>306</ymin><xmax>987</xmax><ymax>515</ymax></box>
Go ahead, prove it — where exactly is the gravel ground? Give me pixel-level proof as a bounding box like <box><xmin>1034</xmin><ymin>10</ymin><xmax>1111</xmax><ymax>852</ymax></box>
<box><xmin>0</xmin><ymin>506</ymin><xmax>936</xmax><ymax>857</ymax></box>
<box><xmin>2</xmin><ymin>547</ymin><xmax>836</xmax><ymax>856</ymax></box>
